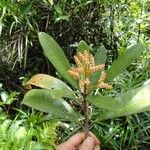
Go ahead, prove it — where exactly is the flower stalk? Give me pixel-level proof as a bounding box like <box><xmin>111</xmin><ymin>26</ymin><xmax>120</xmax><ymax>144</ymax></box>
<box><xmin>68</xmin><ymin>50</ymin><xmax>112</xmax><ymax>137</ymax></box>
<box><xmin>83</xmin><ymin>83</ymin><xmax>89</xmax><ymax>138</ymax></box>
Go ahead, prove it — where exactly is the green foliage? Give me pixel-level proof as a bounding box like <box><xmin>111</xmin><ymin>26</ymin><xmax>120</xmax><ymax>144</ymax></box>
<box><xmin>23</xmin><ymin>89</ymin><xmax>79</xmax><ymax>124</ymax></box>
<box><xmin>0</xmin><ymin>84</ymin><xmax>20</xmax><ymax>117</ymax></box>
<box><xmin>25</xmin><ymin>74</ymin><xmax>74</xmax><ymax>99</ymax></box>
<box><xmin>94</xmin><ymin>46</ymin><xmax>107</xmax><ymax>65</ymax></box>
<box><xmin>0</xmin><ymin>0</ymin><xmax>33</xmax><ymax>69</ymax></box>
<box><xmin>0</xmin><ymin>82</ymin><xmax>57</xmax><ymax>150</ymax></box>
<box><xmin>0</xmin><ymin>118</ymin><xmax>57</xmax><ymax>150</ymax></box>
<box><xmin>90</xmin><ymin>84</ymin><xmax>150</xmax><ymax>121</ymax></box>
<box><xmin>91</xmin><ymin>112</ymin><xmax>150</xmax><ymax>150</ymax></box>
<box><xmin>77</xmin><ymin>40</ymin><xmax>90</xmax><ymax>53</ymax></box>
<box><xmin>0</xmin><ymin>90</ymin><xmax>19</xmax><ymax>105</ymax></box>
<box><xmin>88</xmin><ymin>95</ymin><xmax>119</xmax><ymax>111</ymax></box>
<box><xmin>89</xmin><ymin>45</ymin><xmax>107</xmax><ymax>89</ymax></box>
<box><xmin>38</xmin><ymin>32</ymin><xmax>78</xmax><ymax>88</ymax></box>
<box><xmin>106</xmin><ymin>43</ymin><xmax>145</xmax><ymax>81</ymax></box>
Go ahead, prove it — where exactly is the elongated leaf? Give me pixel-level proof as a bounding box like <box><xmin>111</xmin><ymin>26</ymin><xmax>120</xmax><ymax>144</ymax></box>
<box><xmin>38</xmin><ymin>32</ymin><xmax>78</xmax><ymax>88</ymax></box>
<box><xmin>106</xmin><ymin>43</ymin><xmax>145</xmax><ymax>81</ymax></box>
<box><xmin>95</xmin><ymin>84</ymin><xmax>150</xmax><ymax>121</ymax></box>
<box><xmin>47</xmin><ymin>0</ymin><xmax>53</xmax><ymax>5</ymax></box>
<box><xmin>88</xmin><ymin>95</ymin><xmax>122</xmax><ymax>111</ymax></box>
<box><xmin>89</xmin><ymin>46</ymin><xmax>107</xmax><ymax>90</ymax></box>
<box><xmin>24</xmin><ymin>74</ymin><xmax>75</xmax><ymax>99</ymax></box>
<box><xmin>25</xmin><ymin>74</ymin><xmax>75</xmax><ymax>99</ymax></box>
<box><xmin>22</xmin><ymin>89</ymin><xmax>80</xmax><ymax>123</ymax></box>
<box><xmin>21</xmin><ymin>2</ymin><xmax>32</xmax><ymax>15</ymax></box>
<box><xmin>77</xmin><ymin>40</ymin><xmax>90</xmax><ymax>53</ymax></box>
<box><xmin>0</xmin><ymin>21</ymin><xmax>3</xmax><ymax>36</ymax></box>
<box><xmin>48</xmin><ymin>89</ymin><xmax>76</xmax><ymax>99</ymax></box>
<box><xmin>94</xmin><ymin>46</ymin><xmax>107</xmax><ymax>65</ymax></box>
<box><xmin>25</xmin><ymin>74</ymin><xmax>71</xmax><ymax>90</ymax></box>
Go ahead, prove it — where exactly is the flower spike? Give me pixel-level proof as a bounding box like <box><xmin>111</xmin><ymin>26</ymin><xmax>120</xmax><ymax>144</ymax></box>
<box><xmin>68</xmin><ymin>50</ymin><xmax>112</xmax><ymax>92</ymax></box>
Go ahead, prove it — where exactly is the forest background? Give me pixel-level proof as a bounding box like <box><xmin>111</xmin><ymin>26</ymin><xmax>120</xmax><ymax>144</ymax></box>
<box><xmin>0</xmin><ymin>0</ymin><xmax>150</xmax><ymax>149</ymax></box>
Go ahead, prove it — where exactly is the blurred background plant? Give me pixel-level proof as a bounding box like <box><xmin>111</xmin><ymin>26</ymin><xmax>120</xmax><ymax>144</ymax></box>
<box><xmin>0</xmin><ymin>113</ymin><xmax>57</xmax><ymax>150</ymax></box>
<box><xmin>0</xmin><ymin>0</ymin><xmax>150</xmax><ymax>149</ymax></box>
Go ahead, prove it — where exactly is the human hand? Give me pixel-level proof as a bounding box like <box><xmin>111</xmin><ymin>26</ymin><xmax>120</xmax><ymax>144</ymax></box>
<box><xmin>56</xmin><ymin>132</ymin><xmax>100</xmax><ymax>150</ymax></box>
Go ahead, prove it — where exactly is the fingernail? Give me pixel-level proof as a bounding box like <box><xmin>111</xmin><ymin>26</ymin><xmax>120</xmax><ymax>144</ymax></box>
<box><xmin>85</xmin><ymin>137</ymin><xmax>94</xmax><ymax>146</ymax></box>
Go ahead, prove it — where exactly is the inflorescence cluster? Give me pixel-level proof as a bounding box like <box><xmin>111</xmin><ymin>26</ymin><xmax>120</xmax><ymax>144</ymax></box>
<box><xmin>68</xmin><ymin>50</ymin><xmax>112</xmax><ymax>92</ymax></box>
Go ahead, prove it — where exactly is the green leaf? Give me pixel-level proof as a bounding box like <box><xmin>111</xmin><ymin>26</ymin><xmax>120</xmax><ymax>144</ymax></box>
<box><xmin>49</xmin><ymin>89</ymin><xmax>76</xmax><ymax>99</ymax></box>
<box><xmin>77</xmin><ymin>40</ymin><xmax>90</xmax><ymax>53</ymax></box>
<box><xmin>5</xmin><ymin>91</ymin><xmax>18</xmax><ymax>104</ymax></box>
<box><xmin>25</xmin><ymin>74</ymin><xmax>71</xmax><ymax>90</ymax></box>
<box><xmin>0</xmin><ymin>21</ymin><xmax>3</xmax><ymax>36</ymax></box>
<box><xmin>0</xmin><ymin>83</ymin><xmax>3</xmax><ymax>88</ymax></box>
<box><xmin>21</xmin><ymin>2</ymin><xmax>32</xmax><ymax>15</ymax></box>
<box><xmin>22</xmin><ymin>89</ymin><xmax>80</xmax><ymax>124</ymax></box>
<box><xmin>106</xmin><ymin>43</ymin><xmax>145</xmax><ymax>81</ymax></box>
<box><xmin>88</xmin><ymin>95</ymin><xmax>122</xmax><ymax>111</ymax></box>
<box><xmin>54</xmin><ymin>5</ymin><xmax>63</xmax><ymax>15</ymax></box>
<box><xmin>0</xmin><ymin>91</ymin><xmax>8</xmax><ymax>103</ymax></box>
<box><xmin>38</xmin><ymin>32</ymin><xmax>78</xmax><ymax>88</ymax></box>
<box><xmin>94</xmin><ymin>45</ymin><xmax>107</xmax><ymax>65</ymax></box>
<box><xmin>89</xmin><ymin>46</ymin><xmax>107</xmax><ymax>91</ymax></box>
<box><xmin>55</xmin><ymin>15</ymin><xmax>70</xmax><ymax>22</ymax></box>
<box><xmin>47</xmin><ymin>0</ymin><xmax>53</xmax><ymax>5</ymax></box>
<box><xmin>25</xmin><ymin>74</ymin><xmax>75</xmax><ymax>99</ymax></box>
<box><xmin>90</xmin><ymin>46</ymin><xmax>106</xmax><ymax>91</ymax></box>
<box><xmin>0</xmin><ymin>102</ymin><xmax>5</xmax><ymax>106</ymax></box>
<box><xmin>95</xmin><ymin>84</ymin><xmax>150</xmax><ymax>121</ymax></box>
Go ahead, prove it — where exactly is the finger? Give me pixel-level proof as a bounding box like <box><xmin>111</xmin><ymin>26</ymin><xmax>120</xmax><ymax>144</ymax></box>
<box><xmin>94</xmin><ymin>145</ymin><xmax>100</xmax><ymax>150</ymax></box>
<box><xmin>79</xmin><ymin>137</ymin><xmax>95</xmax><ymax>150</ymax></box>
<box><xmin>65</xmin><ymin>132</ymin><xmax>100</xmax><ymax>147</ymax></box>
<box><xmin>65</xmin><ymin>132</ymin><xmax>85</xmax><ymax>147</ymax></box>
<box><xmin>89</xmin><ymin>132</ymin><xmax>100</xmax><ymax>145</ymax></box>
<box><xmin>57</xmin><ymin>132</ymin><xmax>100</xmax><ymax>150</ymax></box>
<box><xmin>56</xmin><ymin>143</ymin><xmax>70</xmax><ymax>150</ymax></box>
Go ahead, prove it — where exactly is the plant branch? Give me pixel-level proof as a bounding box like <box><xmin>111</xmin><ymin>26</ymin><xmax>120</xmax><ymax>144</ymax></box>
<box><xmin>83</xmin><ymin>84</ymin><xmax>89</xmax><ymax>138</ymax></box>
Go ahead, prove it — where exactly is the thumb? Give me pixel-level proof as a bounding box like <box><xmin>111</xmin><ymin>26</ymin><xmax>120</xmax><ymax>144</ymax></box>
<box><xmin>79</xmin><ymin>137</ymin><xmax>95</xmax><ymax>150</ymax></box>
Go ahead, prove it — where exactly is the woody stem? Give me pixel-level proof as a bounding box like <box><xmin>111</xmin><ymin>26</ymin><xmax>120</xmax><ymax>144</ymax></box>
<box><xmin>83</xmin><ymin>84</ymin><xmax>89</xmax><ymax>138</ymax></box>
